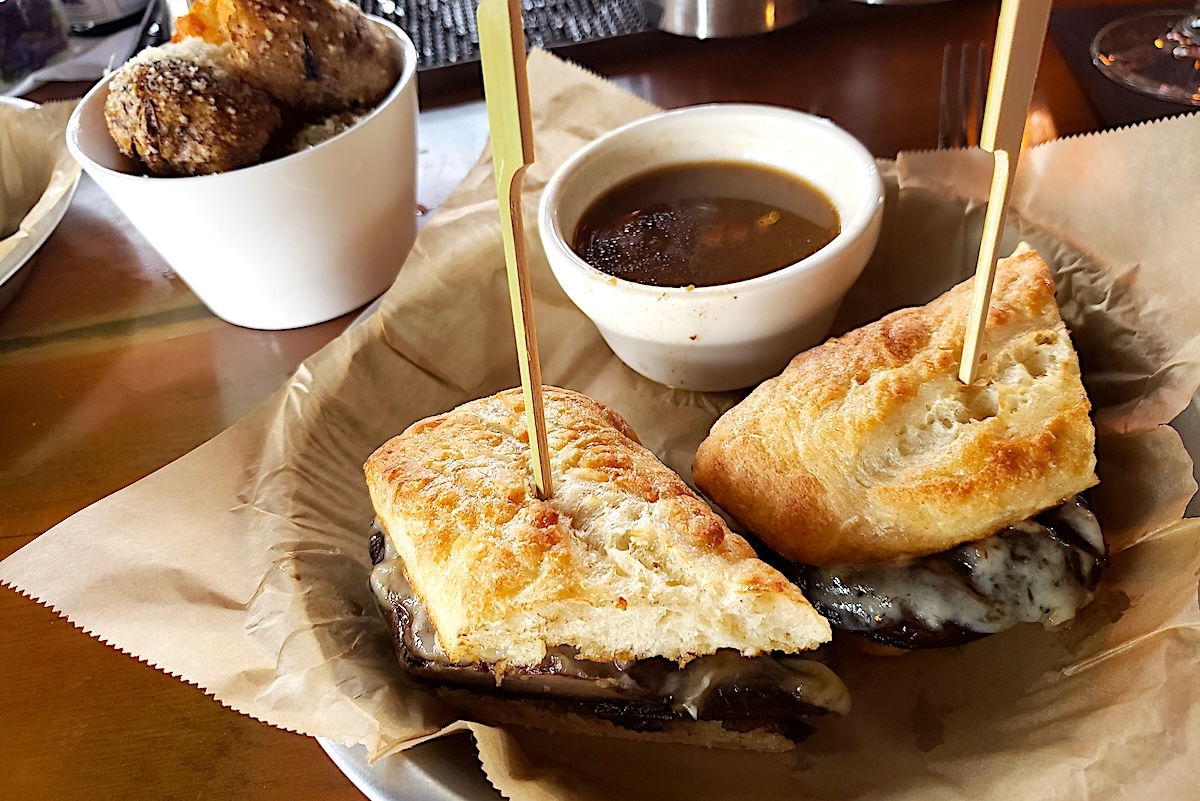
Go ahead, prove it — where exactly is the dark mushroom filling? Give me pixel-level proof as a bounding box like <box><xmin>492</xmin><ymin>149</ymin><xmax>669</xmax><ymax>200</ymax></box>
<box><xmin>771</xmin><ymin>495</ymin><xmax>1106</xmax><ymax>649</ymax></box>
<box><xmin>368</xmin><ymin>522</ymin><xmax>850</xmax><ymax>741</ymax></box>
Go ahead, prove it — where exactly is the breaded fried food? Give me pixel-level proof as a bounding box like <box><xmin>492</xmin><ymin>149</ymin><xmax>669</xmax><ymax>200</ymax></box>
<box><xmin>174</xmin><ymin>0</ymin><xmax>399</xmax><ymax>116</ymax></box>
<box><xmin>105</xmin><ymin>40</ymin><xmax>282</xmax><ymax>177</ymax></box>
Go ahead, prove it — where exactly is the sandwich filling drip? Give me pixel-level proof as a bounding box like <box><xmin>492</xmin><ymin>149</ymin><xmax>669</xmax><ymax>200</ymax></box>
<box><xmin>778</xmin><ymin>496</ymin><xmax>1106</xmax><ymax>649</ymax></box>
<box><xmin>368</xmin><ymin>522</ymin><xmax>850</xmax><ymax>739</ymax></box>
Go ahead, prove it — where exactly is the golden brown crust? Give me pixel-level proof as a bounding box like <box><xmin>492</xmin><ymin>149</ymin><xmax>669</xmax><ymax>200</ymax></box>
<box><xmin>104</xmin><ymin>43</ymin><xmax>281</xmax><ymax>176</ymax></box>
<box><xmin>693</xmin><ymin>244</ymin><xmax>1098</xmax><ymax>565</ymax></box>
<box><xmin>177</xmin><ymin>0</ymin><xmax>399</xmax><ymax>116</ymax></box>
<box><xmin>365</xmin><ymin>388</ymin><xmax>830</xmax><ymax>667</ymax></box>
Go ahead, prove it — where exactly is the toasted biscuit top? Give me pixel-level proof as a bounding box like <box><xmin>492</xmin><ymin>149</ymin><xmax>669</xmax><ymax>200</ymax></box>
<box><xmin>693</xmin><ymin>244</ymin><xmax>1098</xmax><ymax>566</ymax></box>
<box><xmin>365</xmin><ymin>387</ymin><xmax>830</xmax><ymax>666</ymax></box>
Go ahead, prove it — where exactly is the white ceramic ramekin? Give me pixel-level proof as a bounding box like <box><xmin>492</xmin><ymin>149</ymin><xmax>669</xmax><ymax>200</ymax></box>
<box><xmin>66</xmin><ymin>19</ymin><xmax>418</xmax><ymax>331</ymax></box>
<box><xmin>538</xmin><ymin>104</ymin><xmax>884</xmax><ymax>391</ymax></box>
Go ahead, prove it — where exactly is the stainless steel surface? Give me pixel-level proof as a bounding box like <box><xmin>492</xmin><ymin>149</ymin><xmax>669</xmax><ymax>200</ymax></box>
<box><xmin>131</xmin><ymin>0</ymin><xmax>170</xmax><ymax>53</ymax></box>
<box><xmin>355</xmin><ymin>0</ymin><xmax>651</xmax><ymax>69</ymax></box>
<box><xmin>640</xmin><ymin>0</ymin><xmax>811</xmax><ymax>38</ymax></box>
<box><xmin>842</xmin><ymin>0</ymin><xmax>955</xmax><ymax>6</ymax></box>
<box><xmin>318</xmin><ymin>735</ymin><xmax>502</xmax><ymax>801</ymax></box>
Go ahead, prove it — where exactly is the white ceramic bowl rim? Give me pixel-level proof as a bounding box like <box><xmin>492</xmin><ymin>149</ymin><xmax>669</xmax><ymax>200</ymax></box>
<box><xmin>67</xmin><ymin>16</ymin><xmax>417</xmax><ymax>185</ymax></box>
<box><xmin>541</xmin><ymin>103</ymin><xmax>884</xmax><ymax>298</ymax></box>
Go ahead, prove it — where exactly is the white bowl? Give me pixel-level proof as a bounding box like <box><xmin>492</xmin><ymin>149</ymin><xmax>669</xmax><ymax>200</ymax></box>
<box><xmin>538</xmin><ymin>104</ymin><xmax>884</xmax><ymax>391</ymax></box>
<box><xmin>66</xmin><ymin>19</ymin><xmax>418</xmax><ymax>330</ymax></box>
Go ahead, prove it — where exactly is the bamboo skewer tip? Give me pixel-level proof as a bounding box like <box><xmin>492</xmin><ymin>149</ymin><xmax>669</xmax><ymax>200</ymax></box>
<box><xmin>958</xmin><ymin>0</ymin><xmax>1052</xmax><ymax>386</ymax></box>
<box><xmin>478</xmin><ymin>0</ymin><xmax>553</xmax><ymax>499</ymax></box>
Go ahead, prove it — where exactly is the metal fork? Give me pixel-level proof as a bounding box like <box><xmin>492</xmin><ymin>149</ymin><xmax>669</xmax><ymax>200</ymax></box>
<box><xmin>938</xmin><ymin>42</ymin><xmax>991</xmax><ymax>149</ymax></box>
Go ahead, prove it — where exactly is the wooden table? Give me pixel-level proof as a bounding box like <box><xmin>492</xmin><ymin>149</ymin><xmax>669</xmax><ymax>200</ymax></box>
<box><xmin>0</xmin><ymin>0</ymin><xmax>1146</xmax><ymax>796</ymax></box>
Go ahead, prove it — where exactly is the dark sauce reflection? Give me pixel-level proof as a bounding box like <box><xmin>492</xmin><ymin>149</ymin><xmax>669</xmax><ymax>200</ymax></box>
<box><xmin>572</xmin><ymin>161</ymin><xmax>840</xmax><ymax>288</ymax></box>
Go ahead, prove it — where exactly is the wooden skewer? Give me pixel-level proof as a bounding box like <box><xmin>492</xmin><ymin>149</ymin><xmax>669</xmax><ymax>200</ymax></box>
<box><xmin>477</xmin><ymin>0</ymin><xmax>553</xmax><ymax>499</ymax></box>
<box><xmin>958</xmin><ymin>0</ymin><xmax>1054</xmax><ymax>385</ymax></box>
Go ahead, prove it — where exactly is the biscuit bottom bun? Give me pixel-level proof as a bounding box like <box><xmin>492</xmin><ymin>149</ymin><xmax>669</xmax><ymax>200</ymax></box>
<box><xmin>694</xmin><ymin>244</ymin><xmax>1107</xmax><ymax>649</ymax></box>
<box><xmin>365</xmin><ymin>388</ymin><xmax>849</xmax><ymax>750</ymax></box>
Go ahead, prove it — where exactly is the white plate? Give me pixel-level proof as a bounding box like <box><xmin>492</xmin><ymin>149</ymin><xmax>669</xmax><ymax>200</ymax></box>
<box><xmin>317</xmin><ymin>735</ymin><xmax>501</xmax><ymax>801</ymax></box>
<box><xmin>0</xmin><ymin>97</ymin><xmax>82</xmax><ymax>313</ymax></box>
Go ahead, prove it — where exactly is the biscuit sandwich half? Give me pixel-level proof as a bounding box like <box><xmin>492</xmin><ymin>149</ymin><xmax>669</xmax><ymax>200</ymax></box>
<box><xmin>365</xmin><ymin>387</ymin><xmax>849</xmax><ymax>751</ymax></box>
<box><xmin>693</xmin><ymin>244</ymin><xmax>1106</xmax><ymax>650</ymax></box>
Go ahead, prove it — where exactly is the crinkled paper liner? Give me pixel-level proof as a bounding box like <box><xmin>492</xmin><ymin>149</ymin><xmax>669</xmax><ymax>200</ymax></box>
<box><xmin>0</xmin><ymin>100</ymin><xmax>80</xmax><ymax>262</ymax></box>
<box><xmin>2</xmin><ymin>53</ymin><xmax>1199</xmax><ymax>800</ymax></box>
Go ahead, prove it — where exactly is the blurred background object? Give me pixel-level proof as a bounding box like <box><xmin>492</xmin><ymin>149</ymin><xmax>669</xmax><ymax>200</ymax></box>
<box><xmin>1090</xmin><ymin>2</ymin><xmax>1200</xmax><ymax>106</ymax></box>
<box><xmin>639</xmin><ymin>0</ymin><xmax>812</xmax><ymax>38</ymax></box>
<box><xmin>841</xmin><ymin>0</ymin><xmax>955</xmax><ymax>5</ymax></box>
<box><xmin>2</xmin><ymin>0</ymin><xmax>165</xmax><ymax>96</ymax></box>
<box><xmin>1050</xmin><ymin>3</ymin><xmax>1199</xmax><ymax>126</ymax></box>
<box><xmin>56</xmin><ymin>0</ymin><xmax>148</xmax><ymax>35</ymax></box>
<box><xmin>0</xmin><ymin>0</ymin><xmax>70</xmax><ymax>92</ymax></box>
<box><xmin>356</xmin><ymin>0</ymin><xmax>650</xmax><ymax>69</ymax></box>
<box><xmin>351</xmin><ymin>0</ymin><xmax>823</xmax><ymax>61</ymax></box>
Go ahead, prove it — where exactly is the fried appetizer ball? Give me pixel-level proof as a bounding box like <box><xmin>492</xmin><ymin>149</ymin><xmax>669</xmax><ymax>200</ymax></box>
<box><xmin>105</xmin><ymin>40</ymin><xmax>282</xmax><ymax>177</ymax></box>
<box><xmin>174</xmin><ymin>0</ymin><xmax>399</xmax><ymax>116</ymax></box>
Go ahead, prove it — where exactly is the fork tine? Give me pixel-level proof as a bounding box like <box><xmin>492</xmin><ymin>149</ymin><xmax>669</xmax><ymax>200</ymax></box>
<box><xmin>939</xmin><ymin>41</ymin><xmax>990</xmax><ymax>150</ymax></box>
<box><xmin>972</xmin><ymin>43</ymin><xmax>990</xmax><ymax>148</ymax></box>
<box><xmin>939</xmin><ymin>43</ymin><xmax>954</xmax><ymax>149</ymax></box>
<box><xmin>957</xmin><ymin>42</ymin><xmax>970</xmax><ymax>148</ymax></box>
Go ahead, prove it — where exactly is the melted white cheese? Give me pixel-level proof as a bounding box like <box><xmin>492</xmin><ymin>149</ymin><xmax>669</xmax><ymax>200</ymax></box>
<box><xmin>368</xmin><ymin>523</ymin><xmax>850</xmax><ymax>717</ymax></box>
<box><xmin>799</xmin><ymin>497</ymin><xmax>1104</xmax><ymax>639</ymax></box>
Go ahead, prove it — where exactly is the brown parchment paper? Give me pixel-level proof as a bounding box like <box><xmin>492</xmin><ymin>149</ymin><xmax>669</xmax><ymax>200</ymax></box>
<box><xmin>0</xmin><ymin>100</ymin><xmax>79</xmax><ymax>254</ymax></box>
<box><xmin>3</xmin><ymin>52</ymin><xmax>1200</xmax><ymax>800</ymax></box>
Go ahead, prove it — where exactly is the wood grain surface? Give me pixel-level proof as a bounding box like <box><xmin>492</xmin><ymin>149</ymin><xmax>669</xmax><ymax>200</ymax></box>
<box><xmin>0</xmin><ymin>0</ymin><xmax>1156</xmax><ymax>796</ymax></box>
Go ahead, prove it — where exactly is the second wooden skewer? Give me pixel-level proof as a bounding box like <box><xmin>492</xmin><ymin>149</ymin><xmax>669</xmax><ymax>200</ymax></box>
<box><xmin>958</xmin><ymin>0</ymin><xmax>1053</xmax><ymax>385</ymax></box>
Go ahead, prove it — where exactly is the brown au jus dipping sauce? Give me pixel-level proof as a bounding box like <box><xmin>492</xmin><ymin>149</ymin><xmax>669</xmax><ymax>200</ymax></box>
<box><xmin>572</xmin><ymin>161</ymin><xmax>840</xmax><ymax>288</ymax></box>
